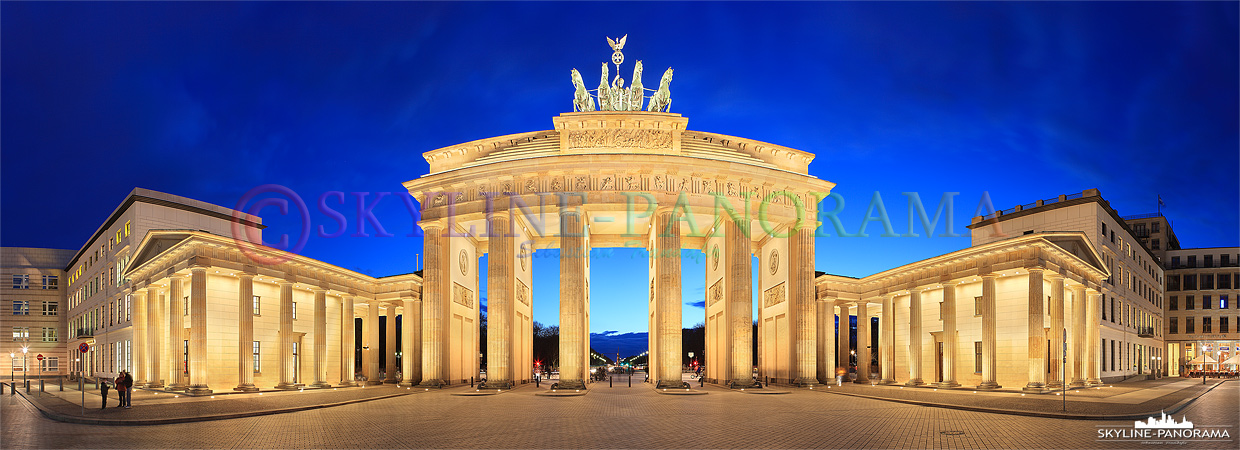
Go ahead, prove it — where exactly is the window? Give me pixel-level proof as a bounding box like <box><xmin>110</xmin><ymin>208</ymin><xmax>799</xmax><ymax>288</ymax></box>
<box><xmin>1168</xmin><ymin>275</ymin><xmax>1180</xmax><ymax>291</ymax></box>
<box><xmin>974</xmin><ymin>296</ymin><xmax>982</xmax><ymax>316</ymax></box>
<box><xmin>1188</xmin><ymin>255</ymin><xmax>1197</xmax><ymax>268</ymax></box>
<box><xmin>938</xmin><ymin>302</ymin><xmax>944</xmax><ymax>320</ymax></box>
<box><xmin>1152</xmin><ymin>239</ymin><xmax>1160</xmax><ymax>250</ymax></box>
<box><xmin>42</xmin><ymin>357</ymin><xmax>58</xmax><ymax>372</ymax></box>
<box><xmin>184</xmin><ymin>296</ymin><xmax>189</xmax><ymax>316</ymax></box>
<box><xmin>12</xmin><ymin>274</ymin><xmax>29</xmax><ymax>289</ymax></box>
<box><xmin>1170</xmin><ymin>318</ymin><xmax>1178</xmax><ymax>334</ymax></box>
<box><xmin>1152</xmin><ymin>221</ymin><xmax>1160</xmax><ymax>232</ymax></box>
<box><xmin>41</xmin><ymin>327</ymin><xmax>56</xmax><ymax>342</ymax></box>
<box><xmin>1187</xmin><ymin>296</ymin><xmax>1195</xmax><ymax>310</ymax></box>
<box><xmin>42</xmin><ymin>302</ymin><xmax>57</xmax><ymax>316</ymax></box>
<box><xmin>42</xmin><ymin>275</ymin><xmax>58</xmax><ymax>289</ymax></box>
<box><xmin>1202</xmin><ymin>274</ymin><xmax>1215</xmax><ymax>290</ymax></box>
<box><xmin>253</xmin><ymin>341</ymin><xmax>261</xmax><ymax>373</ymax></box>
<box><xmin>1221</xmin><ymin>295</ymin><xmax>1229</xmax><ymax>310</ymax></box>
<box><xmin>1101</xmin><ymin>339</ymin><xmax>1107</xmax><ymax>371</ymax></box>
<box><xmin>12</xmin><ymin>301</ymin><xmax>29</xmax><ymax>315</ymax></box>
<box><xmin>1203</xmin><ymin>317</ymin><xmax>1212</xmax><ymax>333</ymax></box>
<box><xmin>1101</xmin><ymin>222</ymin><xmax>1107</xmax><ymax>237</ymax></box>
<box><xmin>1222</xmin><ymin>317</ymin><xmax>1230</xmax><ymax>334</ymax></box>
<box><xmin>1171</xmin><ymin>256</ymin><xmax>1180</xmax><ymax>268</ymax></box>
<box><xmin>1110</xmin><ymin>298</ymin><xmax>1116</xmax><ymax>322</ymax></box>
<box><xmin>1205</xmin><ymin>255</ymin><xmax>1214</xmax><ymax>267</ymax></box>
<box><xmin>12</xmin><ymin>327</ymin><xmax>29</xmax><ymax>340</ymax></box>
<box><xmin>1170</xmin><ymin>296</ymin><xmax>1178</xmax><ymax>311</ymax></box>
<box><xmin>1186</xmin><ymin>318</ymin><xmax>1195</xmax><ymax>334</ymax></box>
<box><xmin>1221</xmin><ymin>276</ymin><xmax>1232</xmax><ymax>290</ymax></box>
<box><xmin>1224</xmin><ymin>254</ymin><xmax>1232</xmax><ymax>267</ymax></box>
<box><xmin>125</xmin><ymin>295</ymin><xmax>130</xmax><ymax>321</ymax></box>
<box><xmin>1204</xmin><ymin>295</ymin><xmax>1212</xmax><ymax>310</ymax></box>
<box><xmin>974</xmin><ymin>341</ymin><xmax>983</xmax><ymax>373</ymax></box>
<box><xmin>1111</xmin><ymin>340</ymin><xmax>1116</xmax><ymax>371</ymax></box>
<box><xmin>292</xmin><ymin>302</ymin><xmax>297</xmax><ymax>320</ymax></box>
<box><xmin>124</xmin><ymin>220</ymin><xmax>131</xmax><ymax>237</ymax></box>
<box><xmin>253</xmin><ymin>296</ymin><xmax>261</xmax><ymax>316</ymax></box>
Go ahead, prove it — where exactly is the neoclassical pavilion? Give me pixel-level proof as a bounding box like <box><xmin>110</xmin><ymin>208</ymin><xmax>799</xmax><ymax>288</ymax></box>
<box><xmin>811</xmin><ymin>232</ymin><xmax>1110</xmax><ymax>391</ymax></box>
<box><xmin>123</xmin><ymin>231</ymin><xmax>423</xmax><ymax>393</ymax></box>
<box><xmin>406</xmin><ymin>111</ymin><xmax>833</xmax><ymax>389</ymax></box>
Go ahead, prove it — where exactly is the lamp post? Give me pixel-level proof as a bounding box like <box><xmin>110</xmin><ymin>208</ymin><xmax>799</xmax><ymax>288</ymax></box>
<box><xmin>9</xmin><ymin>352</ymin><xmax>13</xmax><ymax>381</ymax></box>
<box><xmin>21</xmin><ymin>347</ymin><xmax>28</xmax><ymax>385</ymax></box>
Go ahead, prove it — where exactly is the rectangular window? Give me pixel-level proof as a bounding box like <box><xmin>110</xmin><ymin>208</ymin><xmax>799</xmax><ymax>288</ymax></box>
<box><xmin>12</xmin><ymin>301</ymin><xmax>29</xmax><ymax>315</ymax></box>
<box><xmin>974</xmin><ymin>341</ymin><xmax>982</xmax><ymax>373</ymax></box>
<box><xmin>1170</xmin><ymin>318</ymin><xmax>1178</xmax><ymax>334</ymax></box>
<box><xmin>292</xmin><ymin>302</ymin><xmax>297</xmax><ymax>320</ymax></box>
<box><xmin>12</xmin><ymin>274</ymin><xmax>29</xmax><ymax>289</ymax></box>
<box><xmin>1152</xmin><ymin>239</ymin><xmax>1160</xmax><ymax>250</ymax></box>
<box><xmin>12</xmin><ymin>327</ymin><xmax>29</xmax><ymax>340</ymax></box>
<box><xmin>1224</xmin><ymin>254</ymin><xmax>1232</xmax><ymax>267</ymax></box>
<box><xmin>1170</xmin><ymin>296</ymin><xmax>1178</xmax><ymax>311</ymax></box>
<box><xmin>1101</xmin><ymin>339</ymin><xmax>1107</xmax><ymax>370</ymax></box>
<box><xmin>42</xmin><ymin>275</ymin><xmax>58</xmax><ymax>289</ymax></box>
<box><xmin>125</xmin><ymin>295</ymin><xmax>131</xmax><ymax>321</ymax></box>
<box><xmin>253</xmin><ymin>296</ymin><xmax>261</xmax><ymax>315</ymax></box>
<box><xmin>1221</xmin><ymin>295</ymin><xmax>1229</xmax><ymax>309</ymax></box>
<box><xmin>1152</xmin><ymin>221</ymin><xmax>1160</xmax><ymax>232</ymax></box>
<box><xmin>1111</xmin><ymin>340</ymin><xmax>1116</xmax><ymax>371</ymax></box>
<box><xmin>253</xmin><ymin>341</ymin><xmax>261</xmax><ymax>373</ymax></box>
<box><xmin>1187</xmin><ymin>296</ymin><xmax>1195</xmax><ymax>310</ymax></box>
<box><xmin>41</xmin><ymin>327</ymin><xmax>56</xmax><ymax>342</ymax></box>
<box><xmin>1186</xmin><ymin>317</ymin><xmax>1195</xmax><ymax>334</ymax></box>
<box><xmin>1222</xmin><ymin>317</ymin><xmax>1230</xmax><ymax>334</ymax></box>
<box><xmin>43</xmin><ymin>357</ymin><xmax>58</xmax><ymax>371</ymax></box>
<box><xmin>1203</xmin><ymin>317</ymin><xmax>1212</xmax><ymax>333</ymax></box>
<box><xmin>184</xmin><ymin>296</ymin><xmax>189</xmax><ymax>316</ymax></box>
<box><xmin>1202</xmin><ymin>274</ymin><xmax>1215</xmax><ymax>290</ymax></box>
<box><xmin>974</xmin><ymin>296</ymin><xmax>982</xmax><ymax>316</ymax></box>
<box><xmin>1204</xmin><ymin>295</ymin><xmax>1212</xmax><ymax>310</ymax></box>
<box><xmin>42</xmin><ymin>302</ymin><xmax>57</xmax><ymax>316</ymax></box>
<box><xmin>1172</xmin><ymin>256</ymin><xmax>1180</xmax><ymax>268</ymax></box>
<box><xmin>1205</xmin><ymin>255</ymin><xmax>1214</xmax><ymax>267</ymax></box>
<box><xmin>1189</xmin><ymin>255</ymin><xmax>1197</xmax><ymax>268</ymax></box>
<box><xmin>1221</xmin><ymin>276</ymin><xmax>1232</xmax><ymax>290</ymax></box>
<box><xmin>1167</xmin><ymin>275</ymin><xmax>1180</xmax><ymax>291</ymax></box>
<box><xmin>124</xmin><ymin>220</ymin><xmax>131</xmax><ymax>237</ymax></box>
<box><xmin>1110</xmin><ymin>298</ymin><xmax>1116</xmax><ymax>322</ymax></box>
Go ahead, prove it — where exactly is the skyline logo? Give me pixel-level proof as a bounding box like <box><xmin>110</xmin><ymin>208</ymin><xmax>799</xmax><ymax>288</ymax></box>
<box><xmin>1134</xmin><ymin>411</ymin><xmax>1192</xmax><ymax>429</ymax></box>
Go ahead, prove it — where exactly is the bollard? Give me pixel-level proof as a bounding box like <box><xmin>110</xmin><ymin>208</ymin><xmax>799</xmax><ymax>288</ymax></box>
<box><xmin>628</xmin><ymin>374</ymin><xmax>631</xmax><ymax>387</ymax></box>
<box><xmin>470</xmin><ymin>377</ymin><xmax>474</xmax><ymax>388</ymax></box>
<box><xmin>59</xmin><ymin>376</ymin><xmax>63</xmax><ymax>391</ymax></box>
<box><xmin>25</xmin><ymin>380</ymin><xmax>30</xmax><ymax>393</ymax></box>
<box><xmin>700</xmin><ymin>376</ymin><xmax>704</xmax><ymax>388</ymax></box>
<box><xmin>609</xmin><ymin>376</ymin><xmax>613</xmax><ymax>388</ymax></box>
<box><xmin>40</xmin><ymin>379</ymin><xmax>45</xmax><ymax>392</ymax></box>
<box><xmin>535</xmin><ymin>377</ymin><xmax>539</xmax><ymax>388</ymax></box>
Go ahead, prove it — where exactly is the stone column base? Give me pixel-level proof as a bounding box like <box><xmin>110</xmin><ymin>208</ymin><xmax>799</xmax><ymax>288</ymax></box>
<box><xmin>383</xmin><ymin>377</ymin><xmax>397</xmax><ymax>384</ymax></box>
<box><xmin>482</xmin><ymin>380</ymin><xmax>513</xmax><ymax>390</ymax></box>
<box><xmin>934</xmin><ymin>381</ymin><xmax>960</xmax><ymax>388</ymax></box>
<box><xmin>875</xmin><ymin>379</ymin><xmax>899</xmax><ymax>385</ymax></box>
<box><xmin>144</xmin><ymin>381</ymin><xmax>164</xmax><ymax>389</ymax></box>
<box><xmin>418</xmin><ymin>379</ymin><xmax>445</xmax><ymax>388</ymax></box>
<box><xmin>903</xmin><ymin>379</ymin><xmax>925</xmax><ymax>386</ymax></box>
<box><xmin>309</xmin><ymin>382</ymin><xmax>331</xmax><ymax>389</ymax></box>
<box><xmin>187</xmin><ymin>386</ymin><xmax>213</xmax><ymax>395</ymax></box>
<box><xmin>233</xmin><ymin>384</ymin><xmax>259</xmax><ymax>393</ymax></box>
<box><xmin>337</xmin><ymin>380</ymin><xmax>356</xmax><ymax>387</ymax></box>
<box><xmin>554</xmin><ymin>380</ymin><xmax>586</xmax><ymax>390</ymax></box>
<box><xmin>1022</xmin><ymin>383</ymin><xmax>1051</xmax><ymax>394</ymax></box>
<box><xmin>274</xmin><ymin>382</ymin><xmax>304</xmax><ymax>390</ymax></box>
<box><xmin>728</xmin><ymin>379</ymin><xmax>761</xmax><ymax>389</ymax></box>
<box><xmin>793</xmin><ymin>377</ymin><xmax>820</xmax><ymax>387</ymax></box>
<box><xmin>397</xmin><ymin>381</ymin><xmax>417</xmax><ymax>387</ymax></box>
<box><xmin>364</xmin><ymin>380</ymin><xmax>383</xmax><ymax>386</ymax></box>
<box><xmin>853</xmin><ymin>378</ymin><xmax>873</xmax><ymax>384</ymax></box>
<box><xmin>654</xmin><ymin>380</ymin><xmax>687</xmax><ymax>389</ymax></box>
<box><xmin>1086</xmin><ymin>378</ymin><xmax>1103</xmax><ymax>385</ymax></box>
<box><xmin>977</xmin><ymin>381</ymin><xmax>1002</xmax><ymax>389</ymax></box>
<box><xmin>165</xmin><ymin>383</ymin><xmax>187</xmax><ymax>391</ymax></box>
<box><xmin>1047</xmin><ymin>381</ymin><xmax>1064</xmax><ymax>389</ymax></box>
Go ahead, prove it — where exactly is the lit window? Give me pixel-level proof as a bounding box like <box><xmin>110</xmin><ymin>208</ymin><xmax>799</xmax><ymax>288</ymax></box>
<box><xmin>41</xmin><ymin>327</ymin><xmax>57</xmax><ymax>342</ymax></box>
<box><xmin>42</xmin><ymin>275</ymin><xmax>58</xmax><ymax>290</ymax></box>
<box><xmin>124</xmin><ymin>220</ymin><xmax>131</xmax><ymax>237</ymax></box>
<box><xmin>12</xmin><ymin>301</ymin><xmax>29</xmax><ymax>315</ymax></box>
<box><xmin>12</xmin><ymin>327</ymin><xmax>29</xmax><ymax>340</ymax></box>
<box><xmin>12</xmin><ymin>274</ymin><xmax>29</xmax><ymax>289</ymax></box>
<box><xmin>253</xmin><ymin>341</ymin><xmax>261</xmax><ymax>373</ymax></box>
<box><xmin>253</xmin><ymin>296</ymin><xmax>261</xmax><ymax>315</ymax></box>
<box><xmin>42</xmin><ymin>302</ymin><xmax>57</xmax><ymax>316</ymax></box>
<box><xmin>292</xmin><ymin>302</ymin><xmax>297</xmax><ymax>320</ymax></box>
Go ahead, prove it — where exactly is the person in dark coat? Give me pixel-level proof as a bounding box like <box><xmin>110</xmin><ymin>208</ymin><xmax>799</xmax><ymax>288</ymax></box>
<box><xmin>100</xmin><ymin>378</ymin><xmax>110</xmax><ymax>409</ymax></box>
<box><xmin>122</xmin><ymin>372</ymin><xmax>133</xmax><ymax>408</ymax></box>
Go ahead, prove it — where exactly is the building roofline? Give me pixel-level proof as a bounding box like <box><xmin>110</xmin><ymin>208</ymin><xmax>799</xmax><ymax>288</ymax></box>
<box><xmin>64</xmin><ymin>188</ymin><xmax>265</xmax><ymax>271</ymax></box>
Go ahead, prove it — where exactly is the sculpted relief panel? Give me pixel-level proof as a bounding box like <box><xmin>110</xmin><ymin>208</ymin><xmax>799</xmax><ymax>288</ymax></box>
<box><xmin>708</xmin><ymin>280</ymin><xmax>723</xmax><ymax>307</ymax></box>
<box><xmin>763</xmin><ymin>282</ymin><xmax>786</xmax><ymax>308</ymax></box>
<box><xmin>566</xmin><ymin>129</ymin><xmax>674</xmax><ymax>150</ymax></box>
<box><xmin>452</xmin><ymin>283</ymin><xmax>474</xmax><ymax>308</ymax></box>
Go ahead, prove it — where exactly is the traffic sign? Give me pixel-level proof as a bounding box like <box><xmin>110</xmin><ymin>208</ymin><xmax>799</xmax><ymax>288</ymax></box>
<box><xmin>36</xmin><ymin>354</ymin><xmax>43</xmax><ymax>361</ymax></box>
<box><xmin>78</xmin><ymin>343</ymin><xmax>89</xmax><ymax>353</ymax></box>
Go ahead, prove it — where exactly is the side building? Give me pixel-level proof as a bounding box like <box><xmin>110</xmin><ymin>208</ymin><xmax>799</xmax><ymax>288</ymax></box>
<box><xmin>967</xmin><ymin>188</ymin><xmax>1166</xmax><ymax>382</ymax></box>
<box><xmin>1</xmin><ymin>247</ymin><xmax>75</xmax><ymax>377</ymax></box>
<box><xmin>1162</xmin><ymin>247</ymin><xmax>1240</xmax><ymax>376</ymax></box>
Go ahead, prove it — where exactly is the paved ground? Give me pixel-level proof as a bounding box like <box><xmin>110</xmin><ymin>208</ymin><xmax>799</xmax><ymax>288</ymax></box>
<box><xmin>2</xmin><ymin>378</ymin><xmax>1236</xmax><ymax>449</ymax></box>
<box><xmin>815</xmin><ymin>377</ymin><xmax>1224</xmax><ymax>416</ymax></box>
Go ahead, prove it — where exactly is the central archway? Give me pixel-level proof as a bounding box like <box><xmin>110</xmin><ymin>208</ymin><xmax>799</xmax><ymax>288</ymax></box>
<box><xmin>404</xmin><ymin>111</ymin><xmax>833</xmax><ymax>390</ymax></box>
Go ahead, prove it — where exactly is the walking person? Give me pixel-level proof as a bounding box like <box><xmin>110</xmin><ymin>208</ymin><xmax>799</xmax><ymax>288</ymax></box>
<box><xmin>122</xmin><ymin>371</ymin><xmax>133</xmax><ymax>408</ymax></box>
<box><xmin>114</xmin><ymin>373</ymin><xmax>127</xmax><ymax>409</ymax></box>
<box><xmin>99</xmin><ymin>378</ymin><xmax>110</xmax><ymax>409</ymax></box>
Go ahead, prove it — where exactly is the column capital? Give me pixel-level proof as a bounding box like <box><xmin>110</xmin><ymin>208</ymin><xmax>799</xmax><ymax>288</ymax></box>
<box><xmin>940</xmin><ymin>280</ymin><xmax>962</xmax><ymax>287</ymax></box>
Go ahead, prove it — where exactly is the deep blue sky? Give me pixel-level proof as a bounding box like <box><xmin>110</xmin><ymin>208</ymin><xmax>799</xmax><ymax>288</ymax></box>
<box><xmin>4</xmin><ymin>2</ymin><xmax>1237</xmax><ymax>334</ymax></box>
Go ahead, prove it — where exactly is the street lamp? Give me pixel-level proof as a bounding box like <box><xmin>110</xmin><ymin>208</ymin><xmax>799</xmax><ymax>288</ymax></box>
<box><xmin>8</xmin><ymin>353</ymin><xmax>13</xmax><ymax>381</ymax></box>
<box><xmin>21</xmin><ymin>347</ymin><xmax>28</xmax><ymax>384</ymax></box>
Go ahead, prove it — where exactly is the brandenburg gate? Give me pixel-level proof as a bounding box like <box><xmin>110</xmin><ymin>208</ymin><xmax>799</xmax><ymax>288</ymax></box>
<box><xmin>404</xmin><ymin>36</ymin><xmax>834</xmax><ymax>390</ymax></box>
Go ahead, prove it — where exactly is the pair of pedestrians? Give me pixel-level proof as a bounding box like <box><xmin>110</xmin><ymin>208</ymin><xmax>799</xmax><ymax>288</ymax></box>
<box><xmin>100</xmin><ymin>372</ymin><xmax>133</xmax><ymax>409</ymax></box>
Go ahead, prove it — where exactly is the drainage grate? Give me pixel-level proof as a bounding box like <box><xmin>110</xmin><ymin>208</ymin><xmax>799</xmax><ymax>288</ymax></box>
<box><xmin>940</xmin><ymin>431</ymin><xmax>966</xmax><ymax>436</ymax></box>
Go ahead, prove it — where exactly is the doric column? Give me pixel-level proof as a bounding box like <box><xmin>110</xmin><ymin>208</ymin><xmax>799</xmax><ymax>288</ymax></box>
<box><xmin>275</xmin><ymin>282</ymin><xmax>297</xmax><ymax>389</ymax></box>
<box><xmin>789</xmin><ymin>226</ymin><xmax>818</xmax><ymax>387</ymax></box>
<box><xmin>1048</xmin><ymin>276</ymin><xmax>1065</xmax><ymax>389</ymax></box>
<box><xmin>838</xmin><ymin>304</ymin><xmax>850</xmax><ymax>378</ymax></box>
<box><xmin>187</xmin><ymin>267</ymin><xmax>211</xmax><ymax>394</ymax></box>
<box><xmin>365</xmin><ymin>301</ymin><xmax>381</xmax><ymax>385</ymax></box>
<box><xmin>419</xmin><ymin>224</ymin><xmax>446</xmax><ymax>387</ymax></box>
<box><xmin>1023</xmin><ymin>269</ymin><xmax>1048</xmax><ymax>392</ymax></box>
<box><xmin>816</xmin><ymin>298</ymin><xmax>835</xmax><ymax>384</ymax></box>
<box><xmin>906</xmin><ymin>290</ymin><xmax>924</xmax><ymax>386</ymax></box>
<box><xmin>146</xmin><ymin>287</ymin><xmax>163</xmax><ymax>388</ymax></box>
<box><xmin>938</xmin><ymin>282</ymin><xmax>960</xmax><ymax>387</ymax></box>
<box><xmin>652</xmin><ymin>210</ymin><xmax>683</xmax><ymax>389</ymax></box>
<box><xmin>879</xmin><ymin>294</ymin><xmax>897</xmax><ymax>385</ymax></box>
<box><xmin>236</xmin><ymin>274</ymin><xmax>258</xmax><ymax>392</ymax></box>
<box><xmin>398</xmin><ymin>297</ymin><xmax>421</xmax><ymax>387</ymax></box>
<box><xmin>167</xmin><ymin>275</ymin><xmax>186</xmax><ymax>390</ymax></box>
<box><xmin>1086</xmin><ymin>290</ymin><xmax>1102</xmax><ymax>385</ymax></box>
<box><xmin>384</xmin><ymin>303</ymin><xmax>397</xmax><ymax>384</ymax></box>
<box><xmin>854</xmin><ymin>301</ymin><xmax>870</xmax><ymax>383</ymax></box>
<box><xmin>339</xmin><ymin>296</ymin><xmax>356</xmax><ymax>386</ymax></box>
<box><xmin>311</xmin><ymin>288</ymin><xmax>329</xmax><ymax>388</ymax></box>
<box><xmin>726</xmin><ymin>218</ymin><xmax>755</xmax><ymax>388</ymax></box>
<box><xmin>558</xmin><ymin>207</ymin><xmax>588</xmax><ymax>389</ymax></box>
<box><xmin>488</xmin><ymin>215</ymin><xmax>516</xmax><ymax>388</ymax></box>
<box><xmin>979</xmin><ymin>274</ymin><xmax>1001</xmax><ymax>389</ymax></box>
<box><xmin>132</xmin><ymin>288</ymin><xmax>147</xmax><ymax>386</ymax></box>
